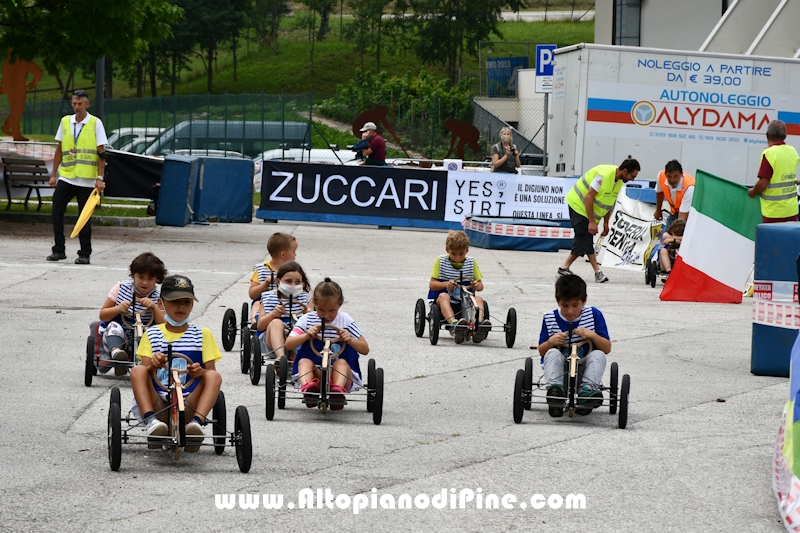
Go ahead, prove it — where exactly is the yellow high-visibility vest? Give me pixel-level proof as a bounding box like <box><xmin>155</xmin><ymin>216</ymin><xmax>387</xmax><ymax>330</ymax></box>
<box><xmin>566</xmin><ymin>165</ymin><xmax>623</xmax><ymax>222</ymax></box>
<box><xmin>760</xmin><ymin>144</ymin><xmax>800</xmax><ymax>218</ymax></box>
<box><xmin>59</xmin><ymin>115</ymin><xmax>99</xmax><ymax>181</ymax></box>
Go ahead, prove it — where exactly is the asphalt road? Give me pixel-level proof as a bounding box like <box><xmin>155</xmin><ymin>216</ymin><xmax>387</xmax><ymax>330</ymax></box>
<box><xmin>0</xmin><ymin>220</ymin><xmax>786</xmax><ymax>532</ymax></box>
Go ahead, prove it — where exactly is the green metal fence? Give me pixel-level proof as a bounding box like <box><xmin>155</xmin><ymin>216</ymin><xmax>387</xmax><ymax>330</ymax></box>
<box><xmin>23</xmin><ymin>92</ymin><xmax>316</xmax><ymax>158</ymax></box>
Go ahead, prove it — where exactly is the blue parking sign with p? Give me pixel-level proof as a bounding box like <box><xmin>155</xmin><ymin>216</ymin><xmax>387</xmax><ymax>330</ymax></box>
<box><xmin>535</xmin><ymin>45</ymin><xmax>557</xmax><ymax>76</ymax></box>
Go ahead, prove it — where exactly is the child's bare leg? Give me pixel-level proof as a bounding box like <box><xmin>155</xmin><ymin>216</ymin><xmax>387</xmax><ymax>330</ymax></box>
<box><xmin>186</xmin><ymin>370</ymin><xmax>222</xmax><ymax>421</ymax></box>
<box><xmin>331</xmin><ymin>359</ymin><xmax>353</xmax><ymax>390</ymax></box>
<box><xmin>266</xmin><ymin>319</ymin><xmax>287</xmax><ymax>359</ymax></box>
<box><xmin>436</xmin><ymin>293</ymin><xmax>457</xmax><ymax>322</ymax></box>
<box><xmin>659</xmin><ymin>247</ymin><xmax>671</xmax><ymax>271</ymax></box>
<box><xmin>250</xmin><ymin>300</ymin><xmax>263</xmax><ymax>322</ymax></box>
<box><xmin>131</xmin><ymin>365</ymin><xmax>157</xmax><ymax>416</ymax></box>
<box><xmin>297</xmin><ymin>358</ymin><xmax>319</xmax><ymax>385</ymax></box>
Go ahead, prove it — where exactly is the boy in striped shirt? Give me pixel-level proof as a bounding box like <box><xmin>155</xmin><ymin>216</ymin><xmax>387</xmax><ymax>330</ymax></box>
<box><xmin>132</xmin><ymin>275</ymin><xmax>222</xmax><ymax>451</ymax></box>
<box><xmin>537</xmin><ymin>274</ymin><xmax>611</xmax><ymax>417</ymax></box>
<box><xmin>248</xmin><ymin>232</ymin><xmax>298</xmax><ymax>321</ymax></box>
<box><xmin>428</xmin><ymin>230</ymin><xmax>491</xmax><ymax>344</ymax></box>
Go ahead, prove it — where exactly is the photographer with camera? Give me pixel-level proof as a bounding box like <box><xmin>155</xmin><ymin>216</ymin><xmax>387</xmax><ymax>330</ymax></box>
<box><xmin>490</xmin><ymin>127</ymin><xmax>521</xmax><ymax>174</ymax></box>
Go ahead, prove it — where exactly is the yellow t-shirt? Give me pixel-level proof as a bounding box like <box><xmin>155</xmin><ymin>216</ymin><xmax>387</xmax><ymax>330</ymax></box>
<box><xmin>137</xmin><ymin>324</ymin><xmax>222</xmax><ymax>365</ymax></box>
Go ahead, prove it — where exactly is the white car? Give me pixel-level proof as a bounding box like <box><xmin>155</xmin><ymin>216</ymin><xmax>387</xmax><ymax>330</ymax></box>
<box><xmin>106</xmin><ymin>128</ymin><xmax>164</xmax><ymax>150</ymax></box>
<box><xmin>253</xmin><ymin>148</ymin><xmax>362</xmax><ymax>188</ymax></box>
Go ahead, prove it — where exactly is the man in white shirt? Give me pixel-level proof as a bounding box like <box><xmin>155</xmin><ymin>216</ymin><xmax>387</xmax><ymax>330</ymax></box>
<box><xmin>653</xmin><ymin>159</ymin><xmax>694</xmax><ymax>232</ymax></box>
<box><xmin>47</xmin><ymin>90</ymin><xmax>108</xmax><ymax>265</ymax></box>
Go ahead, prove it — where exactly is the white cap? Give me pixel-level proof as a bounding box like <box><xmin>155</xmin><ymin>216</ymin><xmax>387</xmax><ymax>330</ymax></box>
<box><xmin>360</xmin><ymin>121</ymin><xmax>377</xmax><ymax>132</ymax></box>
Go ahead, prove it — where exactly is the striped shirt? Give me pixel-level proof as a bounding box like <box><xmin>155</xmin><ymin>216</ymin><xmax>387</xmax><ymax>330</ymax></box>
<box><xmin>137</xmin><ymin>323</ymin><xmax>222</xmax><ymax>395</ymax></box>
<box><xmin>427</xmin><ymin>254</ymin><xmax>482</xmax><ymax>303</ymax></box>
<box><xmin>105</xmin><ymin>279</ymin><xmax>160</xmax><ymax>330</ymax></box>
<box><xmin>538</xmin><ymin>306</ymin><xmax>609</xmax><ymax>358</ymax></box>
<box><xmin>250</xmin><ymin>261</ymin><xmax>277</xmax><ymax>290</ymax></box>
<box><xmin>261</xmin><ymin>289</ymin><xmax>309</xmax><ymax>326</ymax></box>
<box><xmin>289</xmin><ymin>311</ymin><xmax>362</xmax><ymax>378</ymax></box>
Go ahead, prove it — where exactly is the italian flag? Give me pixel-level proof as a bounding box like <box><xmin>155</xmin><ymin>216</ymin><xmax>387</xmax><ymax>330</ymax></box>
<box><xmin>660</xmin><ymin>169</ymin><xmax>761</xmax><ymax>303</ymax></box>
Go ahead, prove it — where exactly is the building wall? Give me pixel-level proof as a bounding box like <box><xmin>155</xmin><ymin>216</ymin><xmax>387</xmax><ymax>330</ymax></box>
<box><xmin>640</xmin><ymin>0</ymin><xmax>722</xmax><ymax>50</ymax></box>
<box><xmin>594</xmin><ymin>0</ymin><xmax>614</xmax><ymax>45</ymax></box>
<box><xmin>594</xmin><ymin>0</ymin><xmax>722</xmax><ymax>50</ymax></box>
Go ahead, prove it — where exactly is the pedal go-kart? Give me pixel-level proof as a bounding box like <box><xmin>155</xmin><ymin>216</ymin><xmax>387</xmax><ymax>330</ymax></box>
<box><xmin>85</xmin><ymin>293</ymin><xmax>153</xmax><ymax>387</ymax></box>
<box><xmin>263</xmin><ymin>322</ymin><xmax>384</xmax><ymax>425</ymax></box>
<box><xmin>107</xmin><ymin>348</ymin><xmax>252</xmax><ymax>473</ymax></box>
<box><xmin>248</xmin><ymin>294</ymin><xmax>306</xmax><ymax>386</ymax></box>
<box><xmin>512</xmin><ymin>330</ymin><xmax>630</xmax><ymax>428</ymax></box>
<box><xmin>414</xmin><ymin>275</ymin><xmax>517</xmax><ymax>348</ymax></box>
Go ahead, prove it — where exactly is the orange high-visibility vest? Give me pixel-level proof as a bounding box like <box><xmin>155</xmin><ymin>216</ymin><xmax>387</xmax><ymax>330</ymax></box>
<box><xmin>658</xmin><ymin>171</ymin><xmax>695</xmax><ymax>215</ymax></box>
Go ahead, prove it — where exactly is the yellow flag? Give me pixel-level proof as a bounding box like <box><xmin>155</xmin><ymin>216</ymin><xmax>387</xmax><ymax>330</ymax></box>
<box><xmin>70</xmin><ymin>188</ymin><xmax>101</xmax><ymax>238</ymax></box>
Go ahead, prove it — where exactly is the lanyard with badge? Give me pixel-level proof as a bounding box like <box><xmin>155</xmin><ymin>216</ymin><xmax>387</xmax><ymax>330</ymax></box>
<box><xmin>70</xmin><ymin>122</ymin><xmax>84</xmax><ymax>156</ymax></box>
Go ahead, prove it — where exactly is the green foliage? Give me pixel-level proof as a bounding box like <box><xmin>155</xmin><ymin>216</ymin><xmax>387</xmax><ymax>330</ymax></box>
<box><xmin>0</xmin><ymin>0</ymin><xmax>182</xmax><ymax>74</ymax></box>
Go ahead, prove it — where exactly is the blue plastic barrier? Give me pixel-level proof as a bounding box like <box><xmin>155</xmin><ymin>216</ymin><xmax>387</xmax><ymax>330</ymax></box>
<box><xmin>194</xmin><ymin>157</ymin><xmax>254</xmax><ymax>223</ymax></box>
<box><xmin>156</xmin><ymin>156</ymin><xmax>202</xmax><ymax>227</ymax></box>
<box><xmin>751</xmin><ymin>222</ymin><xmax>800</xmax><ymax>377</ymax></box>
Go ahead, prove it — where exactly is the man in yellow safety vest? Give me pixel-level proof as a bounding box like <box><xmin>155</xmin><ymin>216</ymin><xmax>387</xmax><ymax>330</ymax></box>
<box><xmin>748</xmin><ymin>119</ymin><xmax>799</xmax><ymax>223</ymax></box>
<box><xmin>559</xmin><ymin>158</ymin><xmax>640</xmax><ymax>283</ymax></box>
<box><xmin>47</xmin><ymin>89</ymin><xmax>108</xmax><ymax>264</ymax></box>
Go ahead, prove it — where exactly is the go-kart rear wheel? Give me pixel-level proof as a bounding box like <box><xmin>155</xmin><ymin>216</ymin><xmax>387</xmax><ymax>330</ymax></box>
<box><xmin>513</xmin><ymin>369</ymin><xmax>525</xmax><ymax>424</ymax></box>
<box><xmin>221</xmin><ymin>308</ymin><xmax>236</xmax><ymax>352</ymax></box>
<box><xmin>240</xmin><ymin>302</ymin><xmax>249</xmax><ymax>329</ymax></box>
<box><xmin>373</xmin><ymin>368</ymin><xmax>384</xmax><ymax>425</ymax></box>
<box><xmin>618</xmin><ymin>374</ymin><xmax>630</xmax><ymax>429</ymax></box>
<box><xmin>609</xmin><ymin>362</ymin><xmax>619</xmax><ymax>415</ymax></box>
<box><xmin>278</xmin><ymin>355</ymin><xmax>288</xmax><ymax>410</ymax></box>
<box><xmin>108</xmin><ymin>402</ymin><xmax>121</xmax><ymax>471</ymax></box>
<box><xmin>240</xmin><ymin>326</ymin><xmax>251</xmax><ymax>374</ymax></box>
<box><xmin>213</xmin><ymin>391</ymin><xmax>227</xmax><ymax>455</ymax></box>
<box><xmin>250</xmin><ymin>338</ymin><xmax>262</xmax><ymax>386</ymax></box>
<box><xmin>429</xmin><ymin>304</ymin><xmax>441</xmax><ymax>345</ymax></box>
<box><xmin>648</xmin><ymin>260</ymin><xmax>657</xmax><ymax>288</ymax></box>
<box><xmin>110</xmin><ymin>386</ymin><xmax>121</xmax><ymax>409</ymax></box>
<box><xmin>505</xmin><ymin>308</ymin><xmax>517</xmax><ymax>348</ymax></box>
<box><xmin>85</xmin><ymin>335</ymin><xmax>96</xmax><ymax>387</ymax></box>
<box><xmin>265</xmin><ymin>364</ymin><xmax>275</xmax><ymax>420</ymax></box>
<box><xmin>366</xmin><ymin>358</ymin><xmax>376</xmax><ymax>412</ymax></box>
<box><xmin>414</xmin><ymin>299</ymin><xmax>426</xmax><ymax>337</ymax></box>
<box><xmin>234</xmin><ymin>406</ymin><xmax>252</xmax><ymax>473</ymax></box>
<box><xmin>645</xmin><ymin>259</ymin><xmax>653</xmax><ymax>285</ymax></box>
<box><xmin>483</xmin><ymin>302</ymin><xmax>490</xmax><ymax>337</ymax></box>
<box><xmin>523</xmin><ymin>358</ymin><xmax>533</xmax><ymax>410</ymax></box>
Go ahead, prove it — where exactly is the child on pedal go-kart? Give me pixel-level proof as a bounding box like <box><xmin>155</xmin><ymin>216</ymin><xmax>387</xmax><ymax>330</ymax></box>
<box><xmin>97</xmin><ymin>252</ymin><xmax>166</xmax><ymax>375</ymax></box>
<box><xmin>428</xmin><ymin>230</ymin><xmax>490</xmax><ymax>343</ymax></box>
<box><xmin>256</xmin><ymin>261</ymin><xmax>311</xmax><ymax>361</ymax></box>
<box><xmin>537</xmin><ymin>274</ymin><xmax>611</xmax><ymax>417</ymax></box>
<box><xmin>284</xmin><ymin>278</ymin><xmax>369</xmax><ymax>410</ymax></box>
<box><xmin>130</xmin><ymin>275</ymin><xmax>222</xmax><ymax>451</ymax></box>
<box><xmin>248</xmin><ymin>232</ymin><xmax>298</xmax><ymax>321</ymax></box>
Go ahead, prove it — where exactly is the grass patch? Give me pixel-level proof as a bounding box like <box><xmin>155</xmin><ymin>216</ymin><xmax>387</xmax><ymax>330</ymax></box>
<box><xmin>3</xmin><ymin>200</ymin><xmax>148</xmax><ymax>217</ymax></box>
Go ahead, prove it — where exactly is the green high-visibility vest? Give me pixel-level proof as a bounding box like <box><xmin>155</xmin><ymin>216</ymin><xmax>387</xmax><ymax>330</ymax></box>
<box><xmin>566</xmin><ymin>165</ymin><xmax>623</xmax><ymax>222</ymax></box>
<box><xmin>59</xmin><ymin>115</ymin><xmax>99</xmax><ymax>181</ymax></box>
<box><xmin>760</xmin><ymin>144</ymin><xmax>799</xmax><ymax>218</ymax></box>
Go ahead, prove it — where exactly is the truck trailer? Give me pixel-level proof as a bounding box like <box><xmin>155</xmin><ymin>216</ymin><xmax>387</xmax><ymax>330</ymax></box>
<box><xmin>547</xmin><ymin>43</ymin><xmax>800</xmax><ymax>184</ymax></box>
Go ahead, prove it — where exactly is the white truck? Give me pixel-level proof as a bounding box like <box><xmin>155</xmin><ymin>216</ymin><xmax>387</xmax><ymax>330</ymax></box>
<box><xmin>546</xmin><ymin>43</ymin><xmax>800</xmax><ymax>184</ymax></box>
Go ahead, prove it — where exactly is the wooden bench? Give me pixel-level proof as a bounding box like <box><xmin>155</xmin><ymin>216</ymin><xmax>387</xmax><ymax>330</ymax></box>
<box><xmin>3</xmin><ymin>157</ymin><xmax>50</xmax><ymax>211</ymax></box>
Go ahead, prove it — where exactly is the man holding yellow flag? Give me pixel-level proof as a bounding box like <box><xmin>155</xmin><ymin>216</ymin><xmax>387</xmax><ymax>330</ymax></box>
<box><xmin>747</xmin><ymin>119</ymin><xmax>800</xmax><ymax>224</ymax></box>
<box><xmin>47</xmin><ymin>89</ymin><xmax>108</xmax><ymax>265</ymax></box>
<box><xmin>559</xmin><ymin>158</ymin><xmax>640</xmax><ymax>283</ymax></box>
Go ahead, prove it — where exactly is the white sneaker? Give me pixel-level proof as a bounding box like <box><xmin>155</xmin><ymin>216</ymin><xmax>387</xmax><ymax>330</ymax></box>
<box><xmin>146</xmin><ymin>418</ymin><xmax>168</xmax><ymax>449</ymax></box>
<box><xmin>184</xmin><ymin>421</ymin><xmax>204</xmax><ymax>453</ymax></box>
<box><xmin>594</xmin><ymin>270</ymin><xmax>609</xmax><ymax>283</ymax></box>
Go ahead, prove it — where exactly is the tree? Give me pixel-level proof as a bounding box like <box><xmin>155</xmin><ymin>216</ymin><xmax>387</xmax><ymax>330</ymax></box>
<box><xmin>0</xmin><ymin>0</ymin><xmax>181</xmax><ymax>74</ymax></box>
<box><xmin>391</xmin><ymin>0</ymin><xmax>527</xmax><ymax>85</ymax></box>
<box><xmin>180</xmin><ymin>0</ymin><xmax>247</xmax><ymax>93</ymax></box>
<box><xmin>344</xmin><ymin>0</ymin><xmax>390</xmax><ymax>72</ymax></box>
<box><xmin>247</xmin><ymin>0</ymin><xmax>290</xmax><ymax>54</ymax></box>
